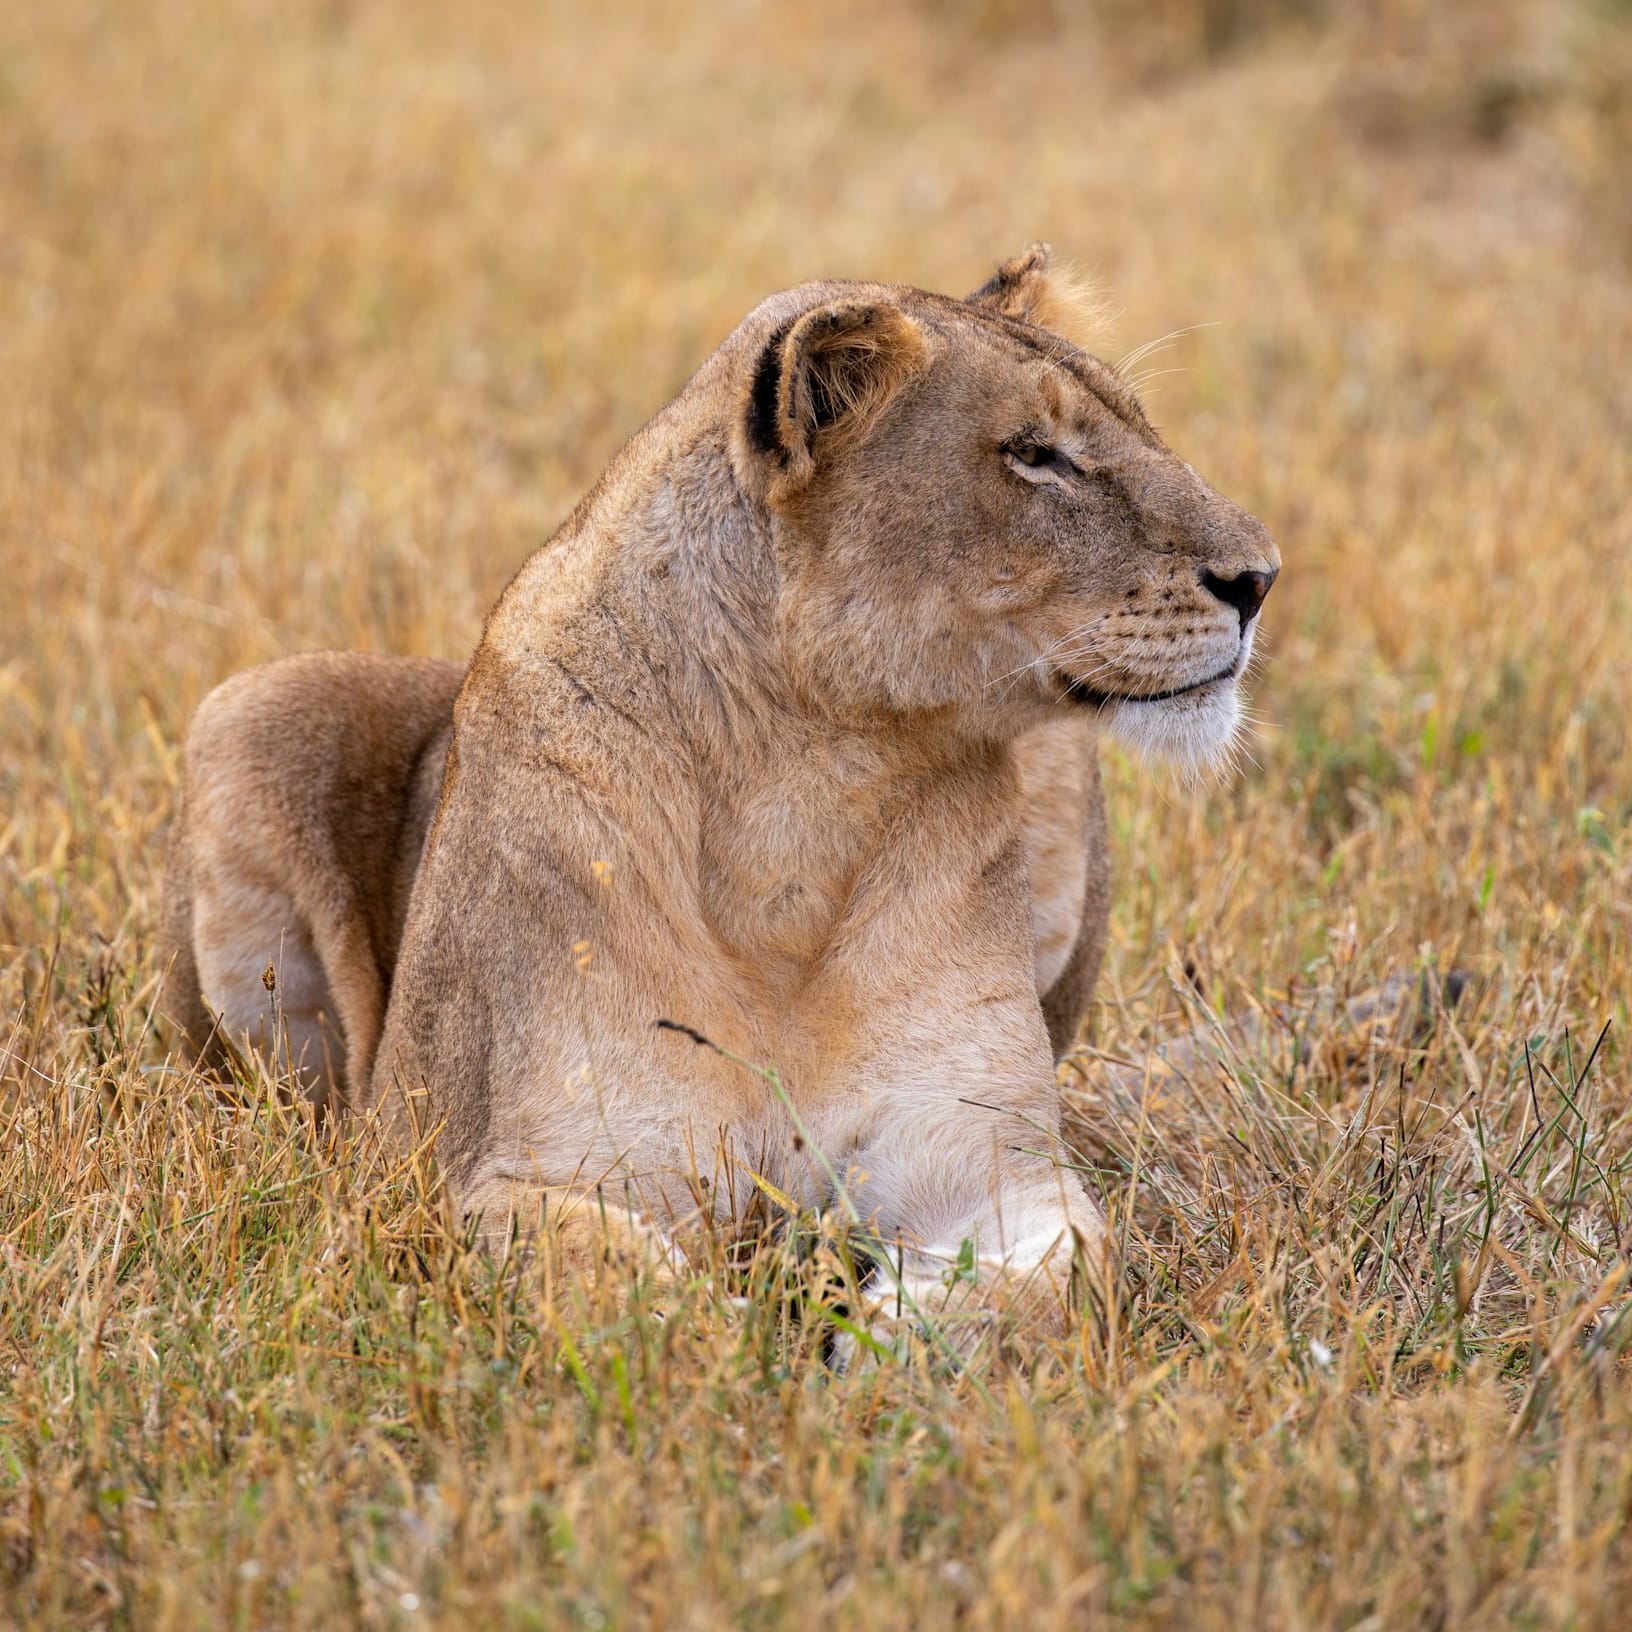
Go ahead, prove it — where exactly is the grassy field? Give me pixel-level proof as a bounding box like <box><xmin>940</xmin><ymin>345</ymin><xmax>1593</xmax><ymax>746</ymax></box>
<box><xmin>4</xmin><ymin>0</ymin><xmax>1632</xmax><ymax>1625</ymax></box>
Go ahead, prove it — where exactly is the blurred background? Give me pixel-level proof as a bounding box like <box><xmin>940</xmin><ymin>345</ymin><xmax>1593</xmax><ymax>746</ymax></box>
<box><xmin>1</xmin><ymin>0</ymin><xmax>1629</xmax><ymax>1052</ymax></box>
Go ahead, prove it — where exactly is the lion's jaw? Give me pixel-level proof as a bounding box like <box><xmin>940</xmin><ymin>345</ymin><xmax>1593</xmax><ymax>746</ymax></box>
<box><xmin>1098</xmin><ymin>641</ymin><xmax>1252</xmax><ymax>776</ymax></box>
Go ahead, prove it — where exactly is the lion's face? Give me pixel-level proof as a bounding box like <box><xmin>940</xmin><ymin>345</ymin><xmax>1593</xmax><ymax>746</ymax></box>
<box><xmin>735</xmin><ymin>247</ymin><xmax>1279</xmax><ymax>772</ymax></box>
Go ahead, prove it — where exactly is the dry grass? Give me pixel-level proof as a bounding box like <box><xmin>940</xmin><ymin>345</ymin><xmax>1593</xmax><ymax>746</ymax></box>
<box><xmin>4</xmin><ymin>0</ymin><xmax>1632</xmax><ymax>1625</ymax></box>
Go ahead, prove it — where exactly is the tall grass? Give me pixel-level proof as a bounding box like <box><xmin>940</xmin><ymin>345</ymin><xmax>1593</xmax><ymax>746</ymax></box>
<box><xmin>3</xmin><ymin>0</ymin><xmax>1631</xmax><ymax>1624</ymax></box>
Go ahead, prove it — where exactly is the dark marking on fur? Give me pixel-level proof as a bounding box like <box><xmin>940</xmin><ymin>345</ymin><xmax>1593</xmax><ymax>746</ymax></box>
<box><xmin>746</xmin><ymin>317</ymin><xmax>796</xmax><ymax>463</ymax></box>
<box><xmin>550</xmin><ymin>656</ymin><xmax>596</xmax><ymax>707</ymax></box>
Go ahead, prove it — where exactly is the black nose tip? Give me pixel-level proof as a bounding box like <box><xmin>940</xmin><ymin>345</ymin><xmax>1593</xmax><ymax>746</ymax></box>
<box><xmin>1201</xmin><ymin>566</ymin><xmax>1278</xmax><ymax>633</ymax></box>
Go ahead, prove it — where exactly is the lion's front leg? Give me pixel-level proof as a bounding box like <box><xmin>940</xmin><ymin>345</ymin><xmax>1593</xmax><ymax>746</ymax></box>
<box><xmin>827</xmin><ymin>1003</ymin><xmax>1108</xmax><ymax>1359</ymax></box>
<box><xmin>852</xmin><ymin>1150</ymin><xmax>1105</xmax><ymax>1360</ymax></box>
<box><xmin>457</xmin><ymin>1172</ymin><xmax>685</xmax><ymax>1289</ymax></box>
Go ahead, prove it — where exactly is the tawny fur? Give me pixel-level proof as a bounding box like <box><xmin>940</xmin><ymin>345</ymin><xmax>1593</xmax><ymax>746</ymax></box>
<box><xmin>164</xmin><ymin>652</ymin><xmax>460</xmax><ymax>1109</ymax></box>
<box><xmin>163</xmin><ymin>246</ymin><xmax>1278</xmax><ymax>1329</ymax></box>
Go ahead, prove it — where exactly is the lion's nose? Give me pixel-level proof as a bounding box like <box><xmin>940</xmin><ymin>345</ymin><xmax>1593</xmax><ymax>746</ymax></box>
<box><xmin>1201</xmin><ymin>565</ymin><xmax>1278</xmax><ymax>633</ymax></box>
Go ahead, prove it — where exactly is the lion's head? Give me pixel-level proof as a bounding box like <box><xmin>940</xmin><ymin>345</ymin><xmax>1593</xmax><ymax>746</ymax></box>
<box><xmin>727</xmin><ymin>244</ymin><xmax>1279</xmax><ymax>772</ymax></box>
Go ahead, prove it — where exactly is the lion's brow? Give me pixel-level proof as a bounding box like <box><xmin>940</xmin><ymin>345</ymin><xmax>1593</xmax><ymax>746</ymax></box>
<box><xmin>957</xmin><ymin>307</ymin><xmax>1157</xmax><ymax>441</ymax></box>
<box><xmin>1021</xmin><ymin>338</ymin><xmax>1154</xmax><ymax>439</ymax></box>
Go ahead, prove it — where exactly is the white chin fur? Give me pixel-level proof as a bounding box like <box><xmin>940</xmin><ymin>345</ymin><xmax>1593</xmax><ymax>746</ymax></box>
<box><xmin>1104</xmin><ymin>678</ymin><xmax>1244</xmax><ymax>776</ymax></box>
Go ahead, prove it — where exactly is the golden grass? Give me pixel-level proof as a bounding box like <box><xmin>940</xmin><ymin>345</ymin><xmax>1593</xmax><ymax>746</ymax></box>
<box><xmin>4</xmin><ymin>0</ymin><xmax>1632</xmax><ymax>1625</ymax></box>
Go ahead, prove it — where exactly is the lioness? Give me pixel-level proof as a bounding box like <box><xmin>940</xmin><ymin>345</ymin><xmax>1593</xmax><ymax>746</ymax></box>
<box><xmin>163</xmin><ymin>247</ymin><xmax>1277</xmax><ymax>1321</ymax></box>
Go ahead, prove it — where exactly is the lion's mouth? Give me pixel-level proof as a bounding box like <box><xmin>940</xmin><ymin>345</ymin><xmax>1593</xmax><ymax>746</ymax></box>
<box><xmin>1056</xmin><ymin>662</ymin><xmax>1239</xmax><ymax>709</ymax></box>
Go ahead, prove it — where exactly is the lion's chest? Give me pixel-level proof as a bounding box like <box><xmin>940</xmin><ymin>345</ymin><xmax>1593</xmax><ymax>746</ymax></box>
<box><xmin>685</xmin><ymin>743</ymin><xmax>1027</xmax><ymax>1053</ymax></box>
<box><xmin>697</xmin><ymin>773</ymin><xmax>876</xmax><ymax>976</ymax></box>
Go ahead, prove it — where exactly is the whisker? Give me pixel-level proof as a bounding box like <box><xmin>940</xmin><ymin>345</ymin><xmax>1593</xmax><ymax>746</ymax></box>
<box><xmin>1115</xmin><ymin>322</ymin><xmax>1215</xmax><ymax>376</ymax></box>
<box><xmin>983</xmin><ymin>619</ymin><xmax>1111</xmax><ymax>693</ymax></box>
<box><xmin>1126</xmin><ymin>365</ymin><xmax>1190</xmax><ymax>393</ymax></box>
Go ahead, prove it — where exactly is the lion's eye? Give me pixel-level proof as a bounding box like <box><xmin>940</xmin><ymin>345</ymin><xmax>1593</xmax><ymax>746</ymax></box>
<box><xmin>1003</xmin><ymin>438</ymin><xmax>1070</xmax><ymax>483</ymax></box>
<box><xmin>1008</xmin><ymin>440</ymin><xmax>1055</xmax><ymax>468</ymax></box>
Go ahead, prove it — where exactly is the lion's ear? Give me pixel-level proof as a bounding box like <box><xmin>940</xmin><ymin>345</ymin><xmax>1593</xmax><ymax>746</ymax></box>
<box><xmin>966</xmin><ymin>242</ymin><xmax>1054</xmax><ymax>323</ymax></box>
<box><xmin>966</xmin><ymin>244</ymin><xmax>1110</xmax><ymax>348</ymax></box>
<box><xmin>744</xmin><ymin>301</ymin><xmax>928</xmax><ymax>492</ymax></box>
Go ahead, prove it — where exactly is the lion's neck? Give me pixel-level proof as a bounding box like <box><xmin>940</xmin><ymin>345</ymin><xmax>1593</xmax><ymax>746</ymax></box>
<box><xmin>691</xmin><ymin>719</ymin><xmax>987</xmax><ymax>980</ymax></box>
<box><xmin>481</xmin><ymin>429</ymin><xmax>1018</xmax><ymax>986</ymax></box>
